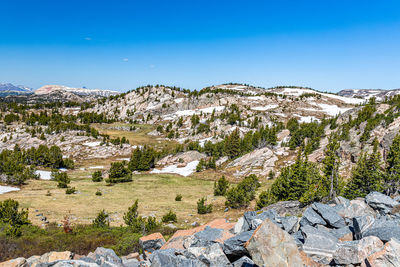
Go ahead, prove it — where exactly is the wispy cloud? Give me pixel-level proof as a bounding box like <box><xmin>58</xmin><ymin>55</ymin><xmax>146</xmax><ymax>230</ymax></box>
<box><xmin>122</xmin><ymin>58</ymin><xmax>129</xmax><ymax>62</ymax></box>
<box><xmin>149</xmin><ymin>64</ymin><xmax>155</xmax><ymax>68</ymax></box>
<box><xmin>84</xmin><ymin>37</ymin><xmax>92</xmax><ymax>41</ymax></box>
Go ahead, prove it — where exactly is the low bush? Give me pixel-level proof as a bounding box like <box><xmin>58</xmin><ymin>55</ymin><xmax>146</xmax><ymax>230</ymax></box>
<box><xmin>197</xmin><ymin>197</ymin><xmax>212</xmax><ymax>214</ymax></box>
<box><xmin>162</xmin><ymin>210</ymin><xmax>177</xmax><ymax>223</ymax></box>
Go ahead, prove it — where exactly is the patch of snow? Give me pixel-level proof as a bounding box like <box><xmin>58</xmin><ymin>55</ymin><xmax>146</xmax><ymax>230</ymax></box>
<box><xmin>199</xmin><ymin>137</ymin><xmax>213</xmax><ymax>147</ymax></box>
<box><xmin>35</xmin><ymin>170</ymin><xmax>52</xmax><ymax>180</ymax></box>
<box><xmin>174</xmin><ymin>98</ymin><xmax>184</xmax><ymax>104</ymax></box>
<box><xmin>0</xmin><ymin>185</ymin><xmax>20</xmax><ymax>194</ymax></box>
<box><xmin>317</xmin><ymin>103</ymin><xmax>352</xmax><ymax>116</ymax></box>
<box><xmin>248</xmin><ymin>96</ymin><xmax>264</xmax><ymax>101</ymax></box>
<box><xmin>274</xmin><ymin>113</ymin><xmax>287</xmax><ymax>117</ymax></box>
<box><xmin>84</xmin><ymin>141</ymin><xmax>102</xmax><ymax>147</ymax></box>
<box><xmin>298</xmin><ymin>116</ymin><xmax>319</xmax><ymax>123</ymax></box>
<box><xmin>280</xmin><ymin>88</ymin><xmax>365</xmax><ymax>104</ymax></box>
<box><xmin>251</xmin><ymin>104</ymin><xmax>278</xmax><ymax>111</ymax></box>
<box><xmin>150</xmin><ymin>160</ymin><xmax>199</xmax><ymax>177</ymax></box>
<box><xmin>117</xmin><ymin>158</ymin><xmax>130</xmax><ymax>161</ymax></box>
<box><xmin>199</xmin><ymin>106</ymin><xmax>225</xmax><ymax>113</ymax></box>
<box><xmin>88</xmin><ymin>166</ymin><xmax>104</xmax><ymax>169</ymax></box>
<box><xmin>175</xmin><ymin>110</ymin><xmax>196</xmax><ymax>116</ymax></box>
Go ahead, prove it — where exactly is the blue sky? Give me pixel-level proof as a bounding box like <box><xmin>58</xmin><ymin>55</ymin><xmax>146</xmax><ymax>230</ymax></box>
<box><xmin>0</xmin><ymin>0</ymin><xmax>399</xmax><ymax>92</ymax></box>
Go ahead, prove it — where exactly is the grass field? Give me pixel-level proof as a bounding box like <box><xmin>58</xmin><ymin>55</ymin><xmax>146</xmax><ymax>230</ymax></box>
<box><xmin>0</xmin><ymin>165</ymin><xmax>251</xmax><ymax>227</ymax></box>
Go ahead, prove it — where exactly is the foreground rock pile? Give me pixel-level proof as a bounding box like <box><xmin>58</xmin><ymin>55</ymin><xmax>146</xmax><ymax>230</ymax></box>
<box><xmin>2</xmin><ymin>191</ymin><xmax>400</xmax><ymax>267</ymax></box>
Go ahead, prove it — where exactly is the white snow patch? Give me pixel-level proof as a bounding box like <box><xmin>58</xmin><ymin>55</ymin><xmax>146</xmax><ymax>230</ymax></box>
<box><xmin>248</xmin><ymin>96</ymin><xmax>264</xmax><ymax>101</ymax></box>
<box><xmin>117</xmin><ymin>158</ymin><xmax>130</xmax><ymax>161</ymax></box>
<box><xmin>175</xmin><ymin>110</ymin><xmax>196</xmax><ymax>116</ymax></box>
<box><xmin>84</xmin><ymin>141</ymin><xmax>101</xmax><ymax>147</ymax></box>
<box><xmin>317</xmin><ymin>103</ymin><xmax>352</xmax><ymax>116</ymax></box>
<box><xmin>298</xmin><ymin>116</ymin><xmax>319</xmax><ymax>123</ymax></box>
<box><xmin>174</xmin><ymin>98</ymin><xmax>184</xmax><ymax>104</ymax></box>
<box><xmin>251</xmin><ymin>104</ymin><xmax>278</xmax><ymax>111</ymax></box>
<box><xmin>89</xmin><ymin>166</ymin><xmax>104</xmax><ymax>169</ymax></box>
<box><xmin>280</xmin><ymin>88</ymin><xmax>365</xmax><ymax>104</ymax></box>
<box><xmin>199</xmin><ymin>137</ymin><xmax>213</xmax><ymax>147</ymax></box>
<box><xmin>199</xmin><ymin>106</ymin><xmax>225</xmax><ymax>113</ymax></box>
<box><xmin>0</xmin><ymin>185</ymin><xmax>20</xmax><ymax>194</ymax></box>
<box><xmin>35</xmin><ymin>170</ymin><xmax>52</xmax><ymax>180</ymax></box>
<box><xmin>150</xmin><ymin>160</ymin><xmax>199</xmax><ymax>177</ymax></box>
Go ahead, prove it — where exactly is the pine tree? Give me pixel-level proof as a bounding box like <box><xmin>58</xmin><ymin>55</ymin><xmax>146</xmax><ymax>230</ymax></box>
<box><xmin>345</xmin><ymin>138</ymin><xmax>384</xmax><ymax>199</ymax></box>
<box><xmin>385</xmin><ymin>134</ymin><xmax>400</xmax><ymax>195</ymax></box>
<box><xmin>322</xmin><ymin>133</ymin><xmax>341</xmax><ymax>200</ymax></box>
<box><xmin>225</xmin><ymin>128</ymin><xmax>240</xmax><ymax>159</ymax></box>
<box><xmin>214</xmin><ymin>176</ymin><xmax>229</xmax><ymax>196</ymax></box>
<box><xmin>123</xmin><ymin>199</ymin><xmax>139</xmax><ymax>227</ymax></box>
<box><xmin>92</xmin><ymin>210</ymin><xmax>109</xmax><ymax>228</ymax></box>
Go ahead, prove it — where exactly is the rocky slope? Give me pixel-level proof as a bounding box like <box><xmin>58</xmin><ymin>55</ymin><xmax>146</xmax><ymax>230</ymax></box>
<box><xmin>35</xmin><ymin>85</ymin><xmax>119</xmax><ymax>97</ymax></box>
<box><xmin>338</xmin><ymin>88</ymin><xmax>400</xmax><ymax>101</ymax></box>
<box><xmin>0</xmin><ymin>83</ymin><xmax>32</xmax><ymax>96</ymax></box>
<box><xmin>3</xmin><ymin>192</ymin><xmax>400</xmax><ymax>266</ymax></box>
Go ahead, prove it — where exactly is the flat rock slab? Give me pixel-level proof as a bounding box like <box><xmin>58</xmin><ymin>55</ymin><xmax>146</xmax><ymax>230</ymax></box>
<box><xmin>312</xmin><ymin>202</ymin><xmax>346</xmax><ymax>228</ymax></box>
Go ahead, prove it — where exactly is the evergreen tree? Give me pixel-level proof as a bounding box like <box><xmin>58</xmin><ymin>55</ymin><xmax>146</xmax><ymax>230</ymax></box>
<box><xmin>322</xmin><ymin>133</ymin><xmax>341</xmax><ymax>200</ymax></box>
<box><xmin>225</xmin><ymin>129</ymin><xmax>240</xmax><ymax>159</ymax></box>
<box><xmin>123</xmin><ymin>199</ymin><xmax>139</xmax><ymax>227</ymax></box>
<box><xmin>345</xmin><ymin>138</ymin><xmax>384</xmax><ymax>199</ymax></box>
<box><xmin>214</xmin><ymin>176</ymin><xmax>229</xmax><ymax>196</ymax></box>
<box><xmin>385</xmin><ymin>134</ymin><xmax>400</xmax><ymax>194</ymax></box>
<box><xmin>197</xmin><ymin>197</ymin><xmax>213</xmax><ymax>214</ymax></box>
<box><xmin>92</xmin><ymin>170</ymin><xmax>103</xmax><ymax>182</ymax></box>
<box><xmin>92</xmin><ymin>210</ymin><xmax>109</xmax><ymax>228</ymax></box>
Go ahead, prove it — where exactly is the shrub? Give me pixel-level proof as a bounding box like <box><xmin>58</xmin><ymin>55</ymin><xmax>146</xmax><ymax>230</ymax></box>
<box><xmin>106</xmin><ymin>162</ymin><xmax>132</xmax><ymax>183</ymax></box>
<box><xmin>92</xmin><ymin>210</ymin><xmax>109</xmax><ymax>228</ymax></box>
<box><xmin>92</xmin><ymin>171</ymin><xmax>103</xmax><ymax>182</ymax></box>
<box><xmin>0</xmin><ymin>199</ymin><xmax>30</xmax><ymax>236</ymax></box>
<box><xmin>123</xmin><ymin>200</ymin><xmax>139</xmax><ymax>227</ymax></box>
<box><xmin>175</xmin><ymin>194</ymin><xmax>182</xmax><ymax>201</ymax></box>
<box><xmin>65</xmin><ymin>187</ymin><xmax>76</xmax><ymax>194</ymax></box>
<box><xmin>225</xmin><ymin>174</ymin><xmax>260</xmax><ymax>208</ymax></box>
<box><xmin>214</xmin><ymin>176</ymin><xmax>229</xmax><ymax>196</ymax></box>
<box><xmin>95</xmin><ymin>190</ymin><xmax>102</xmax><ymax>196</ymax></box>
<box><xmin>162</xmin><ymin>210</ymin><xmax>177</xmax><ymax>223</ymax></box>
<box><xmin>52</xmin><ymin>171</ymin><xmax>70</xmax><ymax>188</ymax></box>
<box><xmin>197</xmin><ymin>197</ymin><xmax>212</xmax><ymax>214</ymax></box>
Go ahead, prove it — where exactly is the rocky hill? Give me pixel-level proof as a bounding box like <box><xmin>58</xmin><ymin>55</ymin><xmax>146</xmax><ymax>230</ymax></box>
<box><xmin>0</xmin><ymin>83</ymin><xmax>32</xmax><ymax>96</ymax></box>
<box><xmin>35</xmin><ymin>85</ymin><xmax>119</xmax><ymax>97</ymax></box>
<box><xmin>338</xmin><ymin>88</ymin><xmax>400</xmax><ymax>101</ymax></box>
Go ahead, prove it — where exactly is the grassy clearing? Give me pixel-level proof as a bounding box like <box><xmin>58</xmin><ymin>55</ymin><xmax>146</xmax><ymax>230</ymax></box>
<box><xmin>91</xmin><ymin>123</ymin><xmax>179</xmax><ymax>151</ymax></box>
<box><xmin>0</xmin><ymin>167</ymin><xmax>248</xmax><ymax>227</ymax></box>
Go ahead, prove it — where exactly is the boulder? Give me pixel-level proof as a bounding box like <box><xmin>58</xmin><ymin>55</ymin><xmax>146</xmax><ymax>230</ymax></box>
<box><xmin>332</xmin><ymin>236</ymin><xmax>383</xmax><ymax>265</ymax></box>
<box><xmin>334</xmin><ymin>196</ymin><xmax>350</xmax><ymax>208</ymax></box>
<box><xmin>223</xmin><ymin>230</ymin><xmax>254</xmax><ymax>259</ymax></box>
<box><xmin>301</xmin><ymin>225</ymin><xmax>338</xmax><ymax>259</ymax></box>
<box><xmin>39</xmin><ymin>251</ymin><xmax>73</xmax><ymax>264</ymax></box>
<box><xmin>245</xmin><ymin>218</ymin><xmax>303</xmax><ymax>267</ymax></box>
<box><xmin>362</xmin><ymin>226</ymin><xmax>400</xmax><ymax>242</ymax></box>
<box><xmin>312</xmin><ymin>202</ymin><xmax>346</xmax><ymax>228</ymax></box>
<box><xmin>363</xmin><ymin>238</ymin><xmax>400</xmax><ymax>267</ymax></box>
<box><xmin>161</xmin><ymin>219</ymin><xmax>234</xmax><ymax>250</ymax></box>
<box><xmin>232</xmin><ymin>256</ymin><xmax>256</xmax><ymax>267</ymax></box>
<box><xmin>298</xmin><ymin>251</ymin><xmax>327</xmax><ymax>267</ymax></box>
<box><xmin>186</xmin><ymin>243</ymin><xmax>231</xmax><ymax>266</ymax></box>
<box><xmin>300</xmin><ymin>207</ymin><xmax>326</xmax><ymax>227</ymax></box>
<box><xmin>338</xmin><ymin>199</ymin><xmax>376</xmax><ymax>219</ymax></box>
<box><xmin>38</xmin><ymin>260</ymin><xmax>99</xmax><ymax>267</ymax></box>
<box><xmin>262</xmin><ymin>200</ymin><xmax>303</xmax><ymax>217</ymax></box>
<box><xmin>353</xmin><ymin>215</ymin><xmax>376</xmax><ymax>240</ymax></box>
<box><xmin>139</xmin><ymin>232</ymin><xmax>166</xmax><ymax>253</ymax></box>
<box><xmin>281</xmin><ymin>216</ymin><xmax>299</xmax><ymax>234</ymax></box>
<box><xmin>233</xmin><ymin>216</ymin><xmax>249</xmax><ymax>234</ymax></box>
<box><xmin>330</xmin><ymin>226</ymin><xmax>353</xmax><ymax>241</ymax></box>
<box><xmin>249</xmin><ymin>209</ymin><xmax>280</xmax><ymax>229</ymax></box>
<box><xmin>150</xmin><ymin>248</ymin><xmax>206</xmax><ymax>267</ymax></box>
<box><xmin>25</xmin><ymin>255</ymin><xmax>41</xmax><ymax>267</ymax></box>
<box><xmin>87</xmin><ymin>247</ymin><xmax>123</xmax><ymax>266</ymax></box>
<box><xmin>365</xmin><ymin>192</ymin><xmax>398</xmax><ymax>214</ymax></box>
<box><xmin>0</xmin><ymin>258</ymin><xmax>26</xmax><ymax>267</ymax></box>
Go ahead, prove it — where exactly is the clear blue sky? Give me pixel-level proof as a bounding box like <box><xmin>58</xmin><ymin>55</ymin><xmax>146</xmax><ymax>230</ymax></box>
<box><xmin>0</xmin><ymin>0</ymin><xmax>399</xmax><ymax>92</ymax></box>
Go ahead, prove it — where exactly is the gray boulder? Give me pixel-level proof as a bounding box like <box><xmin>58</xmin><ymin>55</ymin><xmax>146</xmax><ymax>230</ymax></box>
<box><xmin>301</xmin><ymin>225</ymin><xmax>339</xmax><ymax>258</ymax></box>
<box><xmin>36</xmin><ymin>260</ymin><xmax>99</xmax><ymax>267</ymax></box>
<box><xmin>353</xmin><ymin>215</ymin><xmax>376</xmax><ymax>240</ymax></box>
<box><xmin>139</xmin><ymin>233</ymin><xmax>166</xmax><ymax>253</ymax></box>
<box><xmin>291</xmin><ymin>231</ymin><xmax>305</xmax><ymax>246</ymax></box>
<box><xmin>232</xmin><ymin>256</ymin><xmax>256</xmax><ymax>267</ymax></box>
<box><xmin>234</xmin><ymin>217</ymin><xmax>250</xmax><ymax>234</ymax></box>
<box><xmin>338</xmin><ymin>199</ymin><xmax>376</xmax><ymax>219</ymax></box>
<box><xmin>223</xmin><ymin>230</ymin><xmax>254</xmax><ymax>259</ymax></box>
<box><xmin>299</xmin><ymin>207</ymin><xmax>327</xmax><ymax>227</ymax></box>
<box><xmin>189</xmin><ymin>226</ymin><xmax>224</xmax><ymax>247</ymax></box>
<box><xmin>330</xmin><ymin>226</ymin><xmax>353</xmax><ymax>241</ymax></box>
<box><xmin>364</xmin><ymin>238</ymin><xmax>400</xmax><ymax>266</ymax></box>
<box><xmin>332</xmin><ymin>236</ymin><xmax>383</xmax><ymax>265</ymax></box>
<box><xmin>365</xmin><ymin>191</ymin><xmax>398</xmax><ymax>214</ymax></box>
<box><xmin>281</xmin><ymin>216</ymin><xmax>299</xmax><ymax>234</ymax></box>
<box><xmin>362</xmin><ymin>226</ymin><xmax>400</xmax><ymax>242</ymax></box>
<box><xmin>312</xmin><ymin>202</ymin><xmax>346</xmax><ymax>228</ymax></box>
<box><xmin>187</xmin><ymin>243</ymin><xmax>231</xmax><ymax>266</ymax></box>
<box><xmin>150</xmin><ymin>249</ymin><xmax>206</xmax><ymax>267</ymax></box>
<box><xmin>87</xmin><ymin>247</ymin><xmax>123</xmax><ymax>267</ymax></box>
<box><xmin>335</xmin><ymin>196</ymin><xmax>350</xmax><ymax>207</ymax></box>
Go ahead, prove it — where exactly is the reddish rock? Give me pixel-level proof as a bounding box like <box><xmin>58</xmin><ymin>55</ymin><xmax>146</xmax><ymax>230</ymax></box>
<box><xmin>0</xmin><ymin>258</ymin><xmax>26</xmax><ymax>267</ymax></box>
<box><xmin>139</xmin><ymin>232</ymin><xmax>166</xmax><ymax>253</ymax></box>
<box><xmin>161</xmin><ymin>218</ymin><xmax>235</xmax><ymax>250</ymax></box>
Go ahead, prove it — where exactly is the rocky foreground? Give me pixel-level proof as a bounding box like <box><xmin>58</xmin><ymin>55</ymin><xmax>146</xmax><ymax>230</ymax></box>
<box><xmin>3</xmin><ymin>191</ymin><xmax>400</xmax><ymax>267</ymax></box>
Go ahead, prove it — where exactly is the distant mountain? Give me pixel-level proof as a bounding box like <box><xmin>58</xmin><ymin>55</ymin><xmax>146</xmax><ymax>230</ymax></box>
<box><xmin>338</xmin><ymin>88</ymin><xmax>400</xmax><ymax>101</ymax></box>
<box><xmin>0</xmin><ymin>83</ymin><xmax>32</xmax><ymax>96</ymax></box>
<box><xmin>35</xmin><ymin>85</ymin><xmax>119</xmax><ymax>97</ymax></box>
